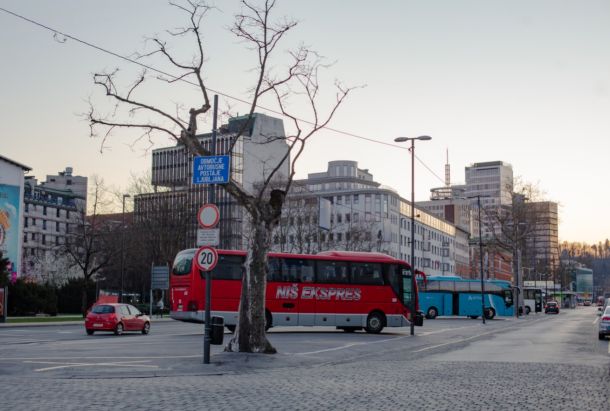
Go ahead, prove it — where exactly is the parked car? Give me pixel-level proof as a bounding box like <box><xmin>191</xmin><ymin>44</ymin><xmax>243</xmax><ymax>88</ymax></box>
<box><xmin>545</xmin><ymin>301</ymin><xmax>560</xmax><ymax>314</ymax></box>
<box><xmin>598</xmin><ymin>307</ymin><xmax>610</xmax><ymax>340</ymax></box>
<box><xmin>85</xmin><ymin>303</ymin><xmax>151</xmax><ymax>335</ymax></box>
<box><xmin>583</xmin><ymin>300</ymin><xmax>592</xmax><ymax>306</ymax></box>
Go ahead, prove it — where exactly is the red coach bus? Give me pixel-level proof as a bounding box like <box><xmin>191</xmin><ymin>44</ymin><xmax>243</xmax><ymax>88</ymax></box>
<box><xmin>170</xmin><ymin>249</ymin><xmax>424</xmax><ymax>333</ymax></box>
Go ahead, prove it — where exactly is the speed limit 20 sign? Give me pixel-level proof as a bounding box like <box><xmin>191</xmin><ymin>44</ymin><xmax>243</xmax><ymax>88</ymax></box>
<box><xmin>195</xmin><ymin>246</ymin><xmax>218</xmax><ymax>272</ymax></box>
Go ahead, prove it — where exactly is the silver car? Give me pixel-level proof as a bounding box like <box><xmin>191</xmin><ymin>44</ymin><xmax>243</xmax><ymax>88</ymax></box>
<box><xmin>598</xmin><ymin>306</ymin><xmax>610</xmax><ymax>340</ymax></box>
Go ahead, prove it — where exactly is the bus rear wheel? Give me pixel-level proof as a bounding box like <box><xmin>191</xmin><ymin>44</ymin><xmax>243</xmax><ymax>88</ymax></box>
<box><xmin>365</xmin><ymin>312</ymin><xmax>385</xmax><ymax>334</ymax></box>
<box><xmin>426</xmin><ymin>307</ymin><xmax>438</xmax><ymax>320</ymax></box>
<box><xmin>484</xmin><ymin>308</ymin><xmax>496</xmax><ymax>320</ymax></box>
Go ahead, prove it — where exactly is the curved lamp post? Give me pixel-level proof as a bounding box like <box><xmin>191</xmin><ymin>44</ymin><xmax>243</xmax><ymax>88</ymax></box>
<box><xmin>394</xmin><ymin>135</ymin><xmax>431</xmax><ymax>335</ymax></box>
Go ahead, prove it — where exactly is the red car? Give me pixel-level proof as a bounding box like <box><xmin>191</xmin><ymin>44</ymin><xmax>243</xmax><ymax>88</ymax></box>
<box><xmin>85</xmin><ymin>303</ymin><xmax>151</xmax><ymax>335</ymax></box>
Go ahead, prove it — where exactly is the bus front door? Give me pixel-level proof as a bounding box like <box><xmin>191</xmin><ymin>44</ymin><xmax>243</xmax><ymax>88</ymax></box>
<box><xmin>452</xmin><ymin>292</ymin><xmax>459</xmax><ymax>316</ymax></box>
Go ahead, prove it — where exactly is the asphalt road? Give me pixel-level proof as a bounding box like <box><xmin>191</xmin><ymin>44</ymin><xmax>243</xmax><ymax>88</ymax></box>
<box><xmin>0</xmin><ymin>307</ymin><xmax>608</xmax><ymax>409</ymax></box>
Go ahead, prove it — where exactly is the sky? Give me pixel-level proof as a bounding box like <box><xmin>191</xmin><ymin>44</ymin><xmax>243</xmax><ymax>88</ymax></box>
<box><xmin>1</xmin><ymin>0</ymin><xmax>609</xmax><ymax>243</ymax></box>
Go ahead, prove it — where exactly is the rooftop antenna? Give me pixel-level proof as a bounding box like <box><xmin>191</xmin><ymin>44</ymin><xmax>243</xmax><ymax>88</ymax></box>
<box><xmin>444</xmin><ymin>148</ymin><xmax>451</xmax><ymax>188</ymax></box>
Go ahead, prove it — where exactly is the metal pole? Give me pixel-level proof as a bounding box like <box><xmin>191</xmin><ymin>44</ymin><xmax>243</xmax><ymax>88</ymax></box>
<box><xmin>477</xmin><ymin>195</ymin><xmax>486</xmax><ymax>324</ymax></box>
<box><xmin>410</xmin><ymin>139</ymin><xmax>416</xmax><ymax>336</ymax></box>
<box><xmin>203</xmin><ymin>94</ymin><xmax>218</xmax><ymax>364</ymax></box>
<box><xmin>120</xmin><ymin>194</ymin><xmax>129</xmax><ymax>303</ymax></box>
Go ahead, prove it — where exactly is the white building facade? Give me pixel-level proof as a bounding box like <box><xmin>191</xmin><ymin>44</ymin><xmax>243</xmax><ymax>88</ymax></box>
<box><xmin>274</xmin><ymin>160</ymin><xmax>467</xmax><ymax>277</ymax></box>
<box><xmin>22</xmin><ymin>167</ymin><xmax>87</xmax><ymax>283</ymax></box>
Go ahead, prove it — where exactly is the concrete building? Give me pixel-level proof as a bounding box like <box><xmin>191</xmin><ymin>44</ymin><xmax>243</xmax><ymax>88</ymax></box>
<box><xmin>22</xmin><ymin>167</ymin><xmax>87</xmax><ymax>283</ymax></box>
<box><xmin>135</xmin><ymin>113</ymin><xmax>290</xmax><ymax>251</ymax></box>
<box><xmin>0</xmin><ymin>155</ymin><xmax>31</xmax><ymax>279</ymax></box>
<box><xmin>274</xmin><ymin>160</ymin><xmax>468</xmax><ymax>277</ymax></box>
<box><xmin>523</xmin><ymin>201</ymin><xmax>559</xmax><ymax>274</ymax></box>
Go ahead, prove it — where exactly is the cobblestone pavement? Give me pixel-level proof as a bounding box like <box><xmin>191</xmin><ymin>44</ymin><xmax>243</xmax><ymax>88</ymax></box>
<box><xmin>1</xmin><ymin>309</ymin><xmax>608</xmax><ymax>410</ymax></box>
<box><xmin>1</xmin><ymin>356</ymin><xmax>608</xmax><ymax>410</ymax></box>
<box><xmin>0</xmin><ymin>359</ymin><xmax>610</xmax><ymax>411</ymax></box>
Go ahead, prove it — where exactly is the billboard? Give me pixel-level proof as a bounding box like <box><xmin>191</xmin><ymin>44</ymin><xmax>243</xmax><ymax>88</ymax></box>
<box><xmin>0</xmin><ymin>184</ymin><xmax>21</xmax><ymax>277</ymax></box>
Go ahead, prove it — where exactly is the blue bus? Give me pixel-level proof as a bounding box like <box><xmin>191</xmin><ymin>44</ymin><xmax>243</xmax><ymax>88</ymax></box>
<box><xmin>417</xmin><ymin>276</ymin><xmax>514</xmax><ymax>320</ymax></box>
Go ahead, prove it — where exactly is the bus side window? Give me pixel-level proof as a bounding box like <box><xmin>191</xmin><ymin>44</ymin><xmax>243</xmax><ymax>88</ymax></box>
<box><xmin>384</xmin><ymin>264</ymin><xmax>401</xmax><ymax>297</ymax></box>
<box><xmin>316</xmin><ymin>261</ymin><xmax>349</xmax><ymax>284</ymax></box>
<box><xmin>267</xmin><ymin>258</ymin><xmax>282</xmax><ymax>282</ymax></box>
<box><xmin>212</xmin><ymin>255</ymin><xmax>244</xmax><ymax>280</ymax></box>
<box><xmin>283</xmin><ymin>258</ymin><xmax>315</xmax><ymax>283</ymax></box>
<box><xmin>351</xmin><ymin>263</ymin><xmax>384</xmax><ymax>285</ymax></box>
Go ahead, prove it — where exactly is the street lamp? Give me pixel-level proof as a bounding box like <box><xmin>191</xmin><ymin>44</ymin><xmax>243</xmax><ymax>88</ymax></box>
<box><xmin>394</xmin><ymin>135</ymin><xmax>431</xmax><ymax>336</ymax></box>
<box><xmin>467</xmin><ymin>194</ymin><xmax>489</xmax><ymax>324</ymax></box>
<box><xmin>120</xmin><ymin>194</ymin><xmax>131</xmax><ymax>303</ymax></box>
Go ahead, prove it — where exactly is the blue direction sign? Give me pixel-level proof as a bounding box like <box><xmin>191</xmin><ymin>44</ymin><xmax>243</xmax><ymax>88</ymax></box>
<box><xmin>192</xmin><ymin>155</ymin><xmax>231</xmax><ymax>184</ymax></box>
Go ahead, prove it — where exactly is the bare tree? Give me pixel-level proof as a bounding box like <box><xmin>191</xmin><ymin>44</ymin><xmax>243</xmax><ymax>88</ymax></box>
<box><xmin>88</xmin><ymin>1</ymin><xmax>354</xmax><ymax>353</ymax></box>
<box><xmin>57</xmin><ymin>177</ymin><xmax>117</xmax><ymax>316</ymax></box>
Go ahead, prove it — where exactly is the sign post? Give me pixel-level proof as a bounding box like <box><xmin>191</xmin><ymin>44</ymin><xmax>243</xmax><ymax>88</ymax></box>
<box><xmin>192</xmin><ymin>94</ymin><xmax>224</xmax><ymax>364</ymax></box>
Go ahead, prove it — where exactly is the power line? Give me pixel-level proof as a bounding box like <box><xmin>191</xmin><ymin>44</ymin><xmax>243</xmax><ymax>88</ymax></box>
<box><xmin>0</xmin><ymin>6</ymin><xmax>446</xmax><ymax>185</ymax></box>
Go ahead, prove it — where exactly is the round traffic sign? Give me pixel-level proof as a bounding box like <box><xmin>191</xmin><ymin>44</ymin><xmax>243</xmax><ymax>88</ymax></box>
<box><xmin>194</xmin><ymin>246</ymin><xmax>218</xmax><ymax>272</ymax></box>
<box><xmin>197</xmin><ymin>204</ymin><xmax>220</xmax><ymax>228</ymax></box>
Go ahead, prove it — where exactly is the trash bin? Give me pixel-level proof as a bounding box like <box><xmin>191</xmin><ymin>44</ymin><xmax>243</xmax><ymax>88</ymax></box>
<box><xmin>210</xmin><ymin>316</ymin><xmax>224</xmax><ymax>345</ymax></box>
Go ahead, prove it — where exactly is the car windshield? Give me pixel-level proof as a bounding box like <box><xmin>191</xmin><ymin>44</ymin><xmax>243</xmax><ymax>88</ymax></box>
<box><xmin>91</xmin><ymin>305</ymin><xmax>115</xmax><ymax>314</ymax></box>
<box><xmin>547</xmin><ymin>302</ymin><xmax>557</xmax><ymax>306</ymax></box>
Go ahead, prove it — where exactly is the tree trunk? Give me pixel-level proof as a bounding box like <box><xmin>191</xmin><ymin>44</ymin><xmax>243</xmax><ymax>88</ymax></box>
<box><xmin>225</xmin><ymin>217</ymin><xmax>276</xmax><ymax>353</ymax></box>
<box><xmin>81</xmin><ymin>282</ymin><xmax>89</xmax><ymax>318</ymax></box>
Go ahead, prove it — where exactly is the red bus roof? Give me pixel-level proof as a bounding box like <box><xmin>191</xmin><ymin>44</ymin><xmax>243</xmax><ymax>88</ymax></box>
<box><xmin>178</xmin><ymin>248</ymin><xmax>411</xmax><ymax>268</ymax></box>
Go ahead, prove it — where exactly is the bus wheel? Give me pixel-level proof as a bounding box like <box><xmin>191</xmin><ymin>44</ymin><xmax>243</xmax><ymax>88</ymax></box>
<box><xmin>426</xmin><ymin>307</ymin><xmax>438</xmax><ymax>320</ymax></box>
<box><xmin>265</xmin><ymin>311</ymin><xmax>272</xmax><ymax>332</ymax></box>
<box><xmin>226</xmin><ymin>325</ymin><xmax>236</xmax><ymax>333</ymax></box>
<box><xmin>365</xmin><ymin>312</ymin><xmax>385</xmax><ymax>334</ymax></box>
<box><xmin>484</xmin><ymin>308</ymin><xmax>496</xmax><ymax>320</ymax></box>
<box><xmin>525</xmin><ymin>306</ymin><xmax>531</xmax><ymax>315</ymax></box>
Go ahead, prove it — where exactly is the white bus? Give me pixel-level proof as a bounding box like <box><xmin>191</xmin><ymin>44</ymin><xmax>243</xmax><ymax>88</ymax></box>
<box><xmin>522</xmin><ymin>287</ymin><xmax>543</xmax><ymax>314</ymax></box>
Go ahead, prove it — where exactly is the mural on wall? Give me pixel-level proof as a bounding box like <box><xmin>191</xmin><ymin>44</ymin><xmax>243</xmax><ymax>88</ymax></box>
<box><xmin>0</xmin><ymin>184</ymin><xmax>20</xmax><ymax>277</ymax></box>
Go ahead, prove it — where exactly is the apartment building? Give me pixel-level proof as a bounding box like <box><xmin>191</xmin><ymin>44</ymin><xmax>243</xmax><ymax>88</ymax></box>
<box><xmin>22</xmin><ymin>167</ymin><xmax>87</xmax><ymax>283</ymax></box>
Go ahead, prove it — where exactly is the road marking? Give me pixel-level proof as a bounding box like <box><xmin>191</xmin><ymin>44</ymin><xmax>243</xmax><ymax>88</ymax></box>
<box><xmin>294</xmin><ymin>336</ymin><xmax>406</xmax><ymax>356</ymax></box>
<box><xmin>413</xmin><ymin>329</ymin><xmax>499</xmax><ymax>353</ymax></box>
<box><xmin>24</xmin><ymin>359</ymin><xmax>158</xmax><ymax>372</ymax></box>
<box><xmin>0</xmin><ymin>355</ymin><xmax>200</xmax><ymax>361</ymax></box>
<box><xmin>592</xmin><ymin>317</ymin><xmax>599</xmax><ymax>325</ymax></box>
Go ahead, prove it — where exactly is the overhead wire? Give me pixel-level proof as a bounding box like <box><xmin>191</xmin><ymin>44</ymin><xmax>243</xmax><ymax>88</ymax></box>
<box><xmin>0</xmin><ymin>6</ymin><xmax>446</xmax><ymax>185</ymax></box>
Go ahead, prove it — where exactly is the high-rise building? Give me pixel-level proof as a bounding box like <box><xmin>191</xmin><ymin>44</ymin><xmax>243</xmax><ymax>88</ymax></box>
<box><xmin>134</xmin><ymin>113</ymin><xmax>290</xmax><ymax>251</ymax></box>
<box><xmin>22</xmin><ymin>167</ymin><xmax>87</xmax><ymax>283</ymax></box>
<box><xmin>523</xmin><ymin>201</ymin><xmax>559</xmax><ymax>277</ymax></box>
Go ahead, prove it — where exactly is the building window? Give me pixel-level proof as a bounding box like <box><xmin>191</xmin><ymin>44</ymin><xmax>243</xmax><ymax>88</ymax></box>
<box><xmin>43</xmin><ymin>206</ymin><xmax>47</xmax><ymax>216</ymax></box>
<box><xmin>56</xmin><ymin>221</ymin><xmax>60</xmax><ymax>232</ymax></box>
<box><xmin>43</xmin><ymin>220</ymin><xmax>47</xmax><ymax>230</ymax></box>
<box><xmin>24</xmin><ymin>217</ymin><xmax>28</xmax><ymax>228</ymax></box>
<box><xmin>56</xmin><ymin>208</ymin><xmax>60</xmax><ymax>218</ymax></box>
<box><xmin>31</xmin><ymin>233</ymin><xmax>36</xmax><ymax>241</ymax></box>
<box><xmin>42</xmin><ymin>234</ymin><xmax>46</xmax><ymax>245</ymax></box>
<box><xmin>353</xmin><ymin>194</ymin><xmax>359</xmax><ymax>204</ymax></box>
<box><xmin>25</xmin><ymin>203</ymin><xmax>29</xmax><ymax>212</ymax></box>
